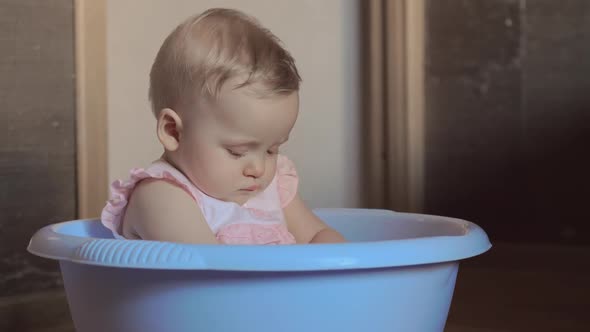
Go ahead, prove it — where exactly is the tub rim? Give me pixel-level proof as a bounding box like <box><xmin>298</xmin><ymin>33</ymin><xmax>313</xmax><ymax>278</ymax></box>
<box><xmin>27</xmin><ymin>208</ymin><xmax>491</xmax><ymax>272</ymax></box>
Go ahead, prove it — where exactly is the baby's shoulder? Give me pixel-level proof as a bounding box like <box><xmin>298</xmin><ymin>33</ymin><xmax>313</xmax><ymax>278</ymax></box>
<box><xmin>101</xmin><ymin>161</ymin><xmax>203</xmax><ymax>236</ymax></box>
<box><xmin>124</xmin><ymin>178</ymin><xmax>194</xmax><ymax>218</ymax></box>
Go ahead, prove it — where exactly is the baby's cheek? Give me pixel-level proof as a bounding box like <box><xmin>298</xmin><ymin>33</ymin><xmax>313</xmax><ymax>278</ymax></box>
<box><xmin>195</xmin><ymin>153</ymin><xmax>223</xmax><ymax>179</ymax></box>
<box><xmin>264</xmin><ymin>163</ymin><xmax>278</xmax><ymax>184</ymax></box>
<box><xmin>200</xmin><ymin>149</ymin><xmax>225</xmax><ymax>168</ymax></box>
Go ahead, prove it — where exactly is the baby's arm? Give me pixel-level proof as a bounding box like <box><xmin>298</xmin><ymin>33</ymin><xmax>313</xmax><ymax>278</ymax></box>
<box><xmin>122</xmin><ymin>179</ymin><xmax>219</xmax><ymax>244</ymax></box>
<box><xmin>283</xmin><ymin>194</ymin><xmax>346</xmax><ymax>244</ymax></box>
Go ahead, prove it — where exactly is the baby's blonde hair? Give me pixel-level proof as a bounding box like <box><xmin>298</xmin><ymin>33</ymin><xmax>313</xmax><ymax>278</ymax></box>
<box><xmin>148</xmin><ymin>8</ymin><xmax>301</xmax><ymax>116</ymax></box>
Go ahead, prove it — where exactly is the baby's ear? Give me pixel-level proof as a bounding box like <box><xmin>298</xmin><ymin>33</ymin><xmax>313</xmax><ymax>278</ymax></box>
<box><xmin>157</xmin><ymin>108</ymin><xmax>183</xmax><ymax>151</ymax></box>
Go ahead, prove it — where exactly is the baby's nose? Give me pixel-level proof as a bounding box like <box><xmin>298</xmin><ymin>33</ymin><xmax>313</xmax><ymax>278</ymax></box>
<box><xmin>244</xmin><ymin>158</ymin><xmax>265</xmax><ymax>178</ymax></box>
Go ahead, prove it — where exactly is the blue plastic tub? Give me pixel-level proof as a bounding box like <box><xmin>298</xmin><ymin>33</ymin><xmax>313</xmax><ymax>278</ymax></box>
<box><xmin>28</xmin><ymin>208</ymin><xmax>490</xmax><ymax>332</ymax></box>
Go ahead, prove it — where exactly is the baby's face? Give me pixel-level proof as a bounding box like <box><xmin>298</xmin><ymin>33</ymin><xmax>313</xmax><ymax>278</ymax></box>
<box><xmin>175</xmin><ymin>85</ymin><xmax>299</xmax><ymax>205</ymax></box>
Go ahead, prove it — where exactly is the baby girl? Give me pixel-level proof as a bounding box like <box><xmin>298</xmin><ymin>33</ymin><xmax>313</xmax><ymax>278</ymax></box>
<box><xmin>100</xmin><ymin>8</ymin><xmax>346</xmax><ymax>245</ymax></box>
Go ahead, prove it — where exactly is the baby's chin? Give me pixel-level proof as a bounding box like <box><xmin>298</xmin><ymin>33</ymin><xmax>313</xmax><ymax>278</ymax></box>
<box><xmin>199</xmin><ymin>182</ymin><xmax>271</xmax><ymax>205</ymax></box>
<box><xmin>204</xmin><ymin>190</ymin><xmax>254</xmax><ymax>206</ymax></box>
<box><xmin>232</xmin><ymin>190</ymin><xmax>261</xmax><ymax>205</ymax></box>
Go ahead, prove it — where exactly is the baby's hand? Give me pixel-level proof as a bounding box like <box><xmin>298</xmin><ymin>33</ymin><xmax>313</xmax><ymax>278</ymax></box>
<box><xmin>282</xmin><ymin>193</ymin><xmax>346</xmax><ymax>244</ymax></box>
<box><xmin>309</xmin><ymin>227</ymin><xmax>346</xmax><ymax>244</ymax></box>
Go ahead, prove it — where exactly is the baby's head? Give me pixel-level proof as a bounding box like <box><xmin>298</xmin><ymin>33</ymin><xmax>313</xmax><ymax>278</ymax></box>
<box><xmin>148</xmin><ymin>8</ymin><xmax>301</xmax><ymax>205</ymax></box>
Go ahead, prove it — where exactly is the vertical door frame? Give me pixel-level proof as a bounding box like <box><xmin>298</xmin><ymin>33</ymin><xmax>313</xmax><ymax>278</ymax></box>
<box><xmin>363</xmin><ymin>0</ymin><xmax>425</xmax><ymax>212</ymax></box>
<box><xmin>405</xmin><ymin>0</ymin><xmax>425</xmax><ymax>213</ymax></box>
<box><xmin>387</xmin><ymin>0</ymin><xmax>425</xmax><ymax>213</ymax></box>
<box><xmin>74</xmin><ymin>0</ymin><xmax>108</xmax><ymax>218</ymax></box>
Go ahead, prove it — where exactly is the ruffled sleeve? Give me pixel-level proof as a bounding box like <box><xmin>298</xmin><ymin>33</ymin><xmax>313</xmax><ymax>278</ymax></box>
<box><xmin>100</xmin><ymin>163</ymin><xmax>201</xmax><ymax>237</ymax></box>
<box><xmin>276</xmin><ymin>155</ymin><xmax>299</xmax><ymax>208</ymax></box>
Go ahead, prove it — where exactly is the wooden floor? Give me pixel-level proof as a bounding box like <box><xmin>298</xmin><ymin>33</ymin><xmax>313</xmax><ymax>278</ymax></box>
<box><xmin>445</xmin><ymin>242</ymin><xmax>590</xmax><ymax>331</ymax></box>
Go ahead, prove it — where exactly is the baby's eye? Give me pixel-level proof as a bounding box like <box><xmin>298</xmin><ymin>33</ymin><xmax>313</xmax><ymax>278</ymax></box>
<box><xmin>226</xmin><ymin>148</ymin><xmax>245</xmax><ymax>158</ymax></box>
<box><xmin>267</xmin><ymin>148</ymin><xmax>279</xmax><ymax>155</ymax></box>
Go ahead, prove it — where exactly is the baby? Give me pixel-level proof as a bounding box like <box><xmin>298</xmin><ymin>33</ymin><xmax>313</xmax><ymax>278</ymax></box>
<box><xmin>101</xmin><ymin>8</ymin><xmax>346</xmax><ymax>245</ymax></box>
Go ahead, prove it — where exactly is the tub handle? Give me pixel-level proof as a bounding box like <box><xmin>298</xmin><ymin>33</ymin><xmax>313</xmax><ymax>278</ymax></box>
<box><xmin>27</xmin><ymin>224</ymin><xmax>205</xmax><ymax>269</ymax></box>
<box><xmin>27</xmin><ymin>223</ymin><xmax>93</xmax><ymax>261</ymax></box>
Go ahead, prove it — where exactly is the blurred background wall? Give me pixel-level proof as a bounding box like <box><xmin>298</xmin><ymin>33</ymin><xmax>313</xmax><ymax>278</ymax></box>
<box><xmin>0</xmin><ymin>1</ymin><xmax>76</xmax><ymax>331</ymax></box>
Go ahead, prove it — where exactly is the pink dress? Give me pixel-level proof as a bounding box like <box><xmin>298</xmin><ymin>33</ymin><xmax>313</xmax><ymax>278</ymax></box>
<box><xmin>101</xmin><ymin>155</ymin><xmax>298</xmax><ymax>245</ymax></box>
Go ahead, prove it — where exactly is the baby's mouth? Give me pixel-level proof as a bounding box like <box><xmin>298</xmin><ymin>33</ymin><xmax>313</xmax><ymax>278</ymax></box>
<box><xmin>240</xmin><ymin>184</ymin><xmax>260</xmax><ymax>192</ymax></box>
